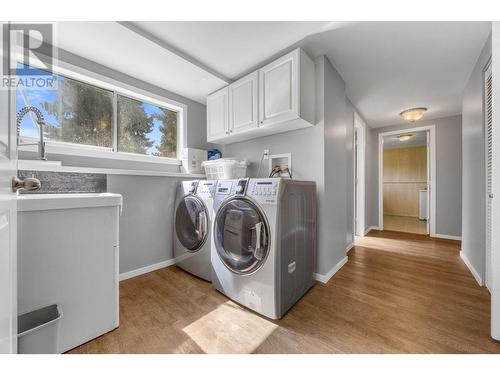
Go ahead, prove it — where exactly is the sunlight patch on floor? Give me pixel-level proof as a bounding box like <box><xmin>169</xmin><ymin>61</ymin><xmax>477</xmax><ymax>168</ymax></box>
<box><xmin>182</xmin><ymin>301</ymin><xmax>277</xmax><ymax>354</ymax></box>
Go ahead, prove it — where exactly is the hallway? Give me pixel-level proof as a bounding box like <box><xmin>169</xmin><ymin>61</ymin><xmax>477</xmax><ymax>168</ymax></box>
<box><xmin>69</xmin><ymin>231</ymin><xmax>500</xmax><ymax>354</ymax></box>
<box><xmin>383</xmin><ymin>214</ymin><xmax>428</xmax><ymax>234</ymax></box>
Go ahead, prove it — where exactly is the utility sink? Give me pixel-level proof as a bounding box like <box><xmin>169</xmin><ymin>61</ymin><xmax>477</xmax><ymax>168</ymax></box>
<box><xmin>18</xmin><ymin>160</ymin><xmax>62</xmax><ymax>170</ymax></box>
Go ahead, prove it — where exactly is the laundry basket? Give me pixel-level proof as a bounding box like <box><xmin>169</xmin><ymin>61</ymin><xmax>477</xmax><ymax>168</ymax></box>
<box><xmin>201</xmin><ymin>158</ymin><xmax>250</xmax><ymax>179</ymax></box>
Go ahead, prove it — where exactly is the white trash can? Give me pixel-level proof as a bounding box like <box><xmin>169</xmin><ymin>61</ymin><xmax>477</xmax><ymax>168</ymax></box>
<box><xmin>18</xmin><ymin>304</ymin><xmax>63</xmax><ymax>354</ymax></box>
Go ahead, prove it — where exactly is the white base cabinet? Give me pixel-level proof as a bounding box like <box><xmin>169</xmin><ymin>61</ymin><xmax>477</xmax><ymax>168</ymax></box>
<box><xmin>206</xmin><ymin>48</ymin><xmax>315</xmax><ymax>145</ymax></box>
<box><xmin>17</xmin><ymin>193</ymin><xmax>121</xmax><ymax>353</ymax></box>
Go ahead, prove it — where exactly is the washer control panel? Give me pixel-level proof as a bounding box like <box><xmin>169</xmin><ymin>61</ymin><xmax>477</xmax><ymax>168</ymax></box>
<box><xmin>215</xmin><ymin>180</ymin><xmax>236</xmax><ymax>196</ymax></box>
<box><xmin>248</xmin><ymin>179</ymin><xmax>280</xmax><ymax>204</ymax></box>
<box><xmin>196</xmin><ymin>180</ymin><xmax>216</xmax><ymax>197</ymax></box>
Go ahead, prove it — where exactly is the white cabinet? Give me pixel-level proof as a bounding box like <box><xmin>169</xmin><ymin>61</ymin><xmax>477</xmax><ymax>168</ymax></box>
<box><xmin>17</xmin><ymin>193</ymin><xmax>122</xmax><ymax>353</ymax></box>
<box><xmin>207</xmin><ymin>87</ymin><xmax>229</xmax><ymax>142</ymax></box>
<box><xmin>229</xmin><ymin>71</ymin><xmax>259</xmax><ymax>135</ymax></box>
<box><xmin>206</xmin><ymin>48</ymin><xmax>315</xmax><ymax>145</ymax></box>
<box><xmin>259</xmin><ymin>49</ymin><xmax>315</xmax><ymax>129</ymax></box>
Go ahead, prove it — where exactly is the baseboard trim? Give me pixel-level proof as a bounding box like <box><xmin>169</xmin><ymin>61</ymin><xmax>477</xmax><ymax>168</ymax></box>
<box><xmin>364</xmin><ymin>226</ymin><xmax>382</xmax><ymax>236</ymax></box>
<box><xmin>460</xmin><ymin>251</ymin><xmax>483</xmax><ymax>286</ymax></box>
<box><xmin>120</xmin><ymin>259</ymin><xmax>175</xmax><ymax>281</ymax></box>
<box><xmin>314</xmin><ymin>256</ymin><xmax>348</xmax><ymax>284</ymax></box>
<box><xmin>346</xmin><ymin>242</ymin><xmax>354</xmax><ymax>252</ymax></box>
<box><xmin>433</xmin><ymin>233</ymin><xmax>462</xmax><ymax>241</ymax></box>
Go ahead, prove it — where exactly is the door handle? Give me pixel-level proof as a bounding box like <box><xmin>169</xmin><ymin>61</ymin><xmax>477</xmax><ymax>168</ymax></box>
<box><xmin>12</xmin><ymin>176</ymin><xmax>41</xmax><ymax>192</ymax></box>
<box><xmin>196</xmin><ymin>211</ymin><xmax>206</xmax><ymax>241</ymax></box>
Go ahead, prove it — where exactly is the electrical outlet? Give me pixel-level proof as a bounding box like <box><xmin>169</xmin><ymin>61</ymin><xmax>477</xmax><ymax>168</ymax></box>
<box><xmin>263</xmin><ymin>149</ymin><xmax>269</xmax><ymax>160</ymax></box>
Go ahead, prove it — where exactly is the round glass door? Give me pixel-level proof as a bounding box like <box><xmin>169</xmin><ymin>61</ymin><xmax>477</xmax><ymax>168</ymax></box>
<box><xmin>175</xmin><ymin>195</ymin><xmax>208</xmax><ymax>251</ymax></box>
<box><xmin>214</xmin><ymin>197</ymin><xmax>270</xmax><ymax>275</ymax></box>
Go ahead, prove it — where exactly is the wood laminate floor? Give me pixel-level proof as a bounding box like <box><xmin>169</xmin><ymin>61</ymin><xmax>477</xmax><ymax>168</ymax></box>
<box><xmin>69</xmin><ymin>230</ymin><xmax>500</xmax><ymax>354</ymax></box>
<box><xmin>384</xmin><ymin>214</ymin><xmax>428</xmax><ymax>235</ymax></box>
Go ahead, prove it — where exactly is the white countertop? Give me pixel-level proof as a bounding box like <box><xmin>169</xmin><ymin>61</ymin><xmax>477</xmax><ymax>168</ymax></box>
<box><xmin>17</xmin><ymin>160</ymin><xmax>205</xmax><ymax>178</ymax></box>
<box><xmin>17</xmin><ymin>193</ymin><xmax>123</xmax><ymax>212</ymax></box>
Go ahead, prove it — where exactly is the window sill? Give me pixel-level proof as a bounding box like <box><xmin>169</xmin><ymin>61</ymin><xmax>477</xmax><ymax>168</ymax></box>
<box><xmin>17</xmin><ymin>160</ymin><xmax>205</xmax><ymax>178</ymax></box>
<box><xmin>18</xmin><ymin>139</ymin><xmax>182</xmax><ymax>166</ymax></box>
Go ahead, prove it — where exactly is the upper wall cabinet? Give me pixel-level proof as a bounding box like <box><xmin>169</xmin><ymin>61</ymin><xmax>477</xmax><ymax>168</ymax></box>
<box><xmin>206</xmin><ymin>48</ymin><xmax>315</xmax><ymax>145</ymax></box>
<box><xmin>207</xmin><ymin>86</ymin><xmax>229</xmax><ymax>142</ymax></box>
<box><xmin>229</xmin><ymin>71</ymin><xmax>259</xmax><ymax>136</ymax></box>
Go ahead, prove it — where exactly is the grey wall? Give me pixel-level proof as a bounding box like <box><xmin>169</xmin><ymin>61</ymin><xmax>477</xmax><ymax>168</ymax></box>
<box><xmin>322</xmin><ymin>57</ymin><xmax>349</xmax><ymax>273</ymax></box>
<box><xmin>461</xmin><ymin>34</ymin><xmax>492</xmax><ymax>281</ymax></box>
<box><xmin>108</xmin><ymin>175</ymin><xmax>194</xmax><ymax>274</ymax></box>
<box><xmin>223</xmin><ymin>55</ymin><xmax>353</xmax><ymax>277</ymax></box>
<box><xmin>345</xmin><ymin>99</ymin><xmax>355</xmax><ymax>246</ymax></box>
<box><xmin>366</xmin><ymin>115</ymin><xmax>463</xmax><ymax>238</ymax></box>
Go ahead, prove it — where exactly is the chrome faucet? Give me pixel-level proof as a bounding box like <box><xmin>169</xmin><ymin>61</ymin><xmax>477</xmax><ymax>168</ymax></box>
<box><xmin>16</xmin><ymin>106</ymin><xmax>47</xmax><ymax>160</ymax></box>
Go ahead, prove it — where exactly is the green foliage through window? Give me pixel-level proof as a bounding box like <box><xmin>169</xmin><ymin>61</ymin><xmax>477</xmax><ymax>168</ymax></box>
<box><xmin>17</xmin><ymin>64</ymin><xmax>178</xmax><ymax>159</ymax></box>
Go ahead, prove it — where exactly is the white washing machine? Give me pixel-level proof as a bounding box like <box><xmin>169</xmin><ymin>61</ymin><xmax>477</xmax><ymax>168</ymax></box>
<box><xmin>211</xmin><ymin>178</ymin><xmax>317</xmax><ymax>319</ymax></box>
<box><xmin>173</xmin><ymin>180</ymin><xmax>216</xmax><ymax>281</ymax></box>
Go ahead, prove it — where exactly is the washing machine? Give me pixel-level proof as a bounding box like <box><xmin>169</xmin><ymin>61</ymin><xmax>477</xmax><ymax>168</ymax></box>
<box><xmin>173</xmin><ymin>180</ymin><xmax>216</xmax><ymax>281</ymax></box>
<box><xmin>211</xmin><ymin>178</ymin><xmax>317</xmax><ymax>319</ymax></box>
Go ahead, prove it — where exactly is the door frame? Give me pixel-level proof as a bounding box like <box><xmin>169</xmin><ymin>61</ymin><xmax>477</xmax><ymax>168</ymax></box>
<box><xmin>354</xmin><ymin>112</ymin><xmax>366</xmax><ymax>236</ymax></box>
<box><xmin>0</xmin><ymin>22</ymin><xmax>18</xmax><ymax>353</ymax></box>
<box><xmin>378</xmin><ymin>125</ymin><xmax>436</xmax><ymax>236</ymax></box>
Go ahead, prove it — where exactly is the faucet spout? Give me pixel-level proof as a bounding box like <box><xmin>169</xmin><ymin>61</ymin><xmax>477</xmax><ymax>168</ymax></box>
<box><xmin>16</xmin><ymin>106</ymin><xmax>47</xmax><ymax>161</ymax></box>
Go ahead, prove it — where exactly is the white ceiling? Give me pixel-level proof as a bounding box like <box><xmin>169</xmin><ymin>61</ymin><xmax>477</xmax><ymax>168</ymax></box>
<box><xmin>51</xmin><ymin>22</ymin><xmax>491</xmax><ymax>127</ymax></box>
<box><xmin>52</xmin><ymin>22</ymin><xmax>228</xmax><ymax>103</ymax></box>
<box><xmin>383</xmin><ymin>131</ymin><xmax>427</xmax><ymax>149</ymax></box>
<box><xmin>301</xmin><ymin>22</ymin><xmax>491</xmax><ymax>127</ymax></box>
<box><xmin>130</xmin><ymin>21</ymin><xmax>341</xmax><ymax>80</ymax></box>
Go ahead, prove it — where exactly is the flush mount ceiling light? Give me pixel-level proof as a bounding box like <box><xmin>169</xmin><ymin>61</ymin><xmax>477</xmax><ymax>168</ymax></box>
<box><xmin>399</xmin><ymin>107</ymin><xmax>427</xmax><ymax>122</ymax></box>
<box><xmin>397</xmin><ymin>134</ymin><xmax>413</xmax><ymax>142</ymax></box>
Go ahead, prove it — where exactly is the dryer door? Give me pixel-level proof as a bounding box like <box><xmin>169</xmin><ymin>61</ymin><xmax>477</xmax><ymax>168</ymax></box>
<box><xmin>175</xmin><ymin>195</ymin><xmax>208</xmax><ymax>251</ymax></box>
<box><xmin>214</xmin><ymin>197</ymin><xmax>270</xmax><ymax>275</ymax></box>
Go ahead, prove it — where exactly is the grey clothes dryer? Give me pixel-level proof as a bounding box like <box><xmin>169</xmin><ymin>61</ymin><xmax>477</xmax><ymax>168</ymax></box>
<box><xmin>173</xmin><ymin>180</ymin><xmax>216</xmax><ymax>281</ymax></box>
<box><xmin>211</xmin><ymin>178</ymin><xmax>317</xmax><ymax>319</ymax></box>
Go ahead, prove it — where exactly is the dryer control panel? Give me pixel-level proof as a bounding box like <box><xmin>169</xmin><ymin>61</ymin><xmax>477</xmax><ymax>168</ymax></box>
<box><xmin>247</xmin><ymin>179</ymin><xmax>280</xmax><ymax>205</ymax></box>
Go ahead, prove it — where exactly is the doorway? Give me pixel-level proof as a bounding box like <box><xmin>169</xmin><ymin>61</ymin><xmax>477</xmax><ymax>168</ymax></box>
<box><xmin>378</xmin><ymin>125</ymin><xmax>436</xmax><ymax>236</ymax></box>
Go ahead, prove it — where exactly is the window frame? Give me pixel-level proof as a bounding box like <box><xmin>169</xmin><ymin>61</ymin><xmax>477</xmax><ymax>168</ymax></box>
<box><xmin>17</xmin><ymin>56</ymin><xmax>185</xmax><ymax>166</ymax></box>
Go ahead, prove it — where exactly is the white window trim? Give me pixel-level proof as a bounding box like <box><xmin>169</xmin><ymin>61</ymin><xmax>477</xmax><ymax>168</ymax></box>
<box><xmin>16</xmin><ymin>53</ymin><xmax>186</xmax><ymax>166</ymax></box>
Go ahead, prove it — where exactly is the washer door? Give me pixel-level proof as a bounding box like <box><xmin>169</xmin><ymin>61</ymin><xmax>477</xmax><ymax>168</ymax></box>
<box><xmin>175</xmin><ymin>195</ymin><xmax>208</xmax><ymax>251</ymax></box>
<box><xmin>214</xmin><ymin>197</ymin><xmax>270</xmax><ymax>275</ymax></box>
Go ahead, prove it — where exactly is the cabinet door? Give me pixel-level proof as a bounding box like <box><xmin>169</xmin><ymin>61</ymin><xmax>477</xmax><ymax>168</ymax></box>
<box><xmin>207</xmin><ymin>87</ymin><xmax>229</xmax><ymax>142</ymax></box>
<box><xmin>229</xmin><ymin>71</ymin><xmax>258</xmax><ymax>135</ymax></box>
<box><xmin>259</xmin><ymin>50</ymin><xmax>299</xmax><ymax>127</ymax></box>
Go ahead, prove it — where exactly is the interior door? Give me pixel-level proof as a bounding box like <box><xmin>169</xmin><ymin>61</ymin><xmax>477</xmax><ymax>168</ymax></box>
<box><xmin>485</xmin><ymin>62</ymin><xmax>493</xmax><ymax>290</ymax></box>
<box><xmin>426</xmin><ymin>130</ymin><xmax>431</xmax><ymax>235</ymax></box>
<box><xmin>354</xmin><ymin>128</ymin><xmax>358</xmax><ymax>235</ymax></box>
<box><xmin>0</xmin><ymin>24</ymin><xmax>18</xmax><ymax>353</ymax></box>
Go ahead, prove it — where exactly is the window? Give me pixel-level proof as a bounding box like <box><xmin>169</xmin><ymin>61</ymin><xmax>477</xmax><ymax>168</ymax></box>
<box><xmin>16</xmin><ymin>64</ymin><xmax>179</xmax><ymax>160</ymax></box>
<box><xmin>17</xmin><ymin>65</ymin><xmax>113</xmax><ymax>149</ymax></box>
<box><xmin>117</xmin><ymin>95</ymin><xmax>177</xmax><ymax>158</ymax></box>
